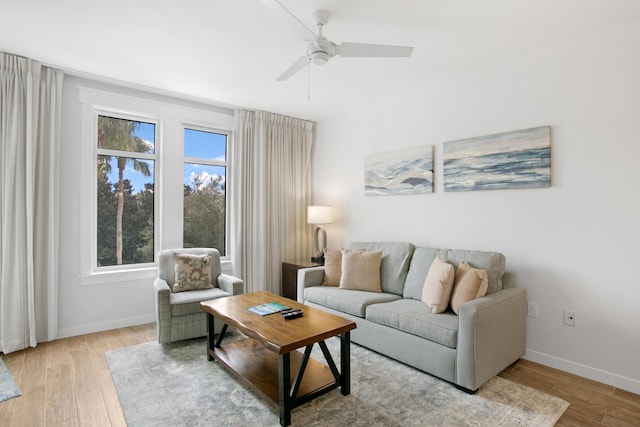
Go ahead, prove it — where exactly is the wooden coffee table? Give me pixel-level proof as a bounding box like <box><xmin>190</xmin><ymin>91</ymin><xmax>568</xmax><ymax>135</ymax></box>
<box><xmin>200</xmin><ymin>291</ymin><xmax>356</xmax><ymax>426</ymax></box>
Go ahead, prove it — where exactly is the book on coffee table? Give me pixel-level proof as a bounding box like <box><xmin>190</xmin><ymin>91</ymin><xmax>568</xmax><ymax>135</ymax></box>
<box><xmin>247</xmin><ymin>301</ymin><xmax>291</xmax><ymax>316</ymax></box>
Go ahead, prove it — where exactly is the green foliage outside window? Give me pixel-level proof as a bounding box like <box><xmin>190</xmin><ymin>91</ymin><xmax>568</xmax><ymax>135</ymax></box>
<box><xmin>183</xmin><ymin>175</ymin><xmax>226</xmax><ymax>255</ymax></box>
<box><xmin>97</xmin><ymin>175</ymin><xmax>154</xmax><ymax>266</ymax></box>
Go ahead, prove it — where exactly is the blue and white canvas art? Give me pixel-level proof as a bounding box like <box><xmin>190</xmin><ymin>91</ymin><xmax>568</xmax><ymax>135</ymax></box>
<box><xmin>443</xmin><ymin>126</ymin><xmax>551</xmax><ymax>192</ymax></box>
<box><xmin>365</xmin><ymin>145</ymin><xmax>433</xmax><ymax>196</ymax></box>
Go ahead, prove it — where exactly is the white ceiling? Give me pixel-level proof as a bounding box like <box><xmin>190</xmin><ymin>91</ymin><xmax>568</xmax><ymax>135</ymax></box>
<box><xmin>2</xmin><ymin>0</ymin><xmax>640</xmax><ymax>121</ymax></box>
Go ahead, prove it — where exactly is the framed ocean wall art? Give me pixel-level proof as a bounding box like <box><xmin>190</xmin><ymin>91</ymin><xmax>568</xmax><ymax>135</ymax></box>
<box><xmin>364</xmin><ymin>145</ymin><xmax>434</xmax><ymax>196</ymax></box>
<box><xmin>443</xmin><ymin>126</ymin><xmax>551</xmax><ymax>192</ymax></box>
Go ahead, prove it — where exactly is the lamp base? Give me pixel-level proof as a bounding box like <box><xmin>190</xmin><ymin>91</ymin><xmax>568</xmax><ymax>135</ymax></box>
<box><xmin>310</xmin><ymin>255</ymin><xmax>325</xmax><ymax>265</ymax></box>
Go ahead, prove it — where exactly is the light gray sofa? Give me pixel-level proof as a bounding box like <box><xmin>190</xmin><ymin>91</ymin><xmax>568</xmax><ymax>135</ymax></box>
<box><xmin>297</xmin><ymin>242</ymin><xmax>526</xmax><ymax>392</ymax></box>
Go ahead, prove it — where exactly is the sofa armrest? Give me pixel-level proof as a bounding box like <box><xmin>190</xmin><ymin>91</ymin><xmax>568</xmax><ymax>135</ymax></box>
<box><xmin>218</xmin><ymin>274</ymin><xmax>244</xmax><ymax>295</ymax></box>
<box><xmin>296</xmin><ymin>266</ymin><xmax>325</xmax><ymax>303</ymax></box>
<box><xmin>154</xmin><ymin>278</ymin><xmax>172</xmax><ymax>343</ymax></box>
<box><xmin>456</xmin><ymin>286</ymin><xmax>526</xmax><ymax>391</ymax></box>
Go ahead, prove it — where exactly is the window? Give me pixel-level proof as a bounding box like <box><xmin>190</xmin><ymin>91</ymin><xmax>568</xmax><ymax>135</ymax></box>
<box><xmin>183</xmin><ymin>128</ymin><xmax>228</xmax><ymax>255</ymax></box>
<box><xmin>79</xmin><ymin>87</ymin><xmax>234</xmax><ymax>283</ymax></box>
<box><xmin>96</xmin><ymin>115</ymin><xmax>156</xmax><ymax>267</ymax></box>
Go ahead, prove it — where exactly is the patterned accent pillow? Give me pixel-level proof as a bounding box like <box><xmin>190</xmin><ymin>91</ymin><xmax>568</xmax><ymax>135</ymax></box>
<box><xmin>172</xmin><ymin>253</ymin><xmax>213</xmax><ymax>293</ymax></box>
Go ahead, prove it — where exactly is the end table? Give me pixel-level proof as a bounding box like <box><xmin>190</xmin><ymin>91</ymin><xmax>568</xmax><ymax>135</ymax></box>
<box><xmin>281</xmin><ymin>260</ymin><xmax>320</xmax><ymax>300</ymax></box>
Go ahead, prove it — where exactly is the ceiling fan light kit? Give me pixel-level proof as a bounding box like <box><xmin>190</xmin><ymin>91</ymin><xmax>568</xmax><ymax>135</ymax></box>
<box><xmin>311</xmin><ymin>51</ymin><xmax>329</xmax><ymax>65</ymax></box>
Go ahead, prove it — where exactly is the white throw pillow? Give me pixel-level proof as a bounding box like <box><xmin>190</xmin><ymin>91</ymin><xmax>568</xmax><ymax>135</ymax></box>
<box><xmin>421</xmin><ymin>257</ymin><xmax>455</xmax><ymax>314</ymax></box>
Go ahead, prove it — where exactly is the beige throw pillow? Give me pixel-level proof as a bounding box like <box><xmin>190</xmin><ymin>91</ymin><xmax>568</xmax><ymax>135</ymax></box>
<box><xmin>322</xmin><ymin>249</ymin><xmax>342</xmax><ymax>286</ymax></box>
<box><xmin>421</xmin><ymin>257</ymin><xmax>455</xmax><ymax>314</ymax></box>
<box><xmin>173</xmin><ymin>253</ymin><xmax>213</xmax><ymax>293</ymax></box>
<box><xmin>339</xmin><ymin>249</ymin><xmax>382</xmax><ymax>292</ymax></box>
<box><xmin>450</xmin><ymin>260</ymin><xmax>488</xmax><ymax>314</ymax></box>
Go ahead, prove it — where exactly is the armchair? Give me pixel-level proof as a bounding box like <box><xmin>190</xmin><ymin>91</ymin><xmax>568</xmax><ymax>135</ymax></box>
<box><xmin>154</xmin><ymin>248</ymin><xmax>243</xmax><ymax>343</ymax></box>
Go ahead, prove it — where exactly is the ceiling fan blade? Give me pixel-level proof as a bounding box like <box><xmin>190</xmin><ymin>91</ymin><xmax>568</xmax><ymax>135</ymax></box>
<box><xmin>276</xmin><ymin>56</ymin><xmax>309</xmax><ymax>81</ymax></box>
<box><xmin>257</xmin><ymin>0</ymin><xmax>317</xmax><ymax>40</ymax></box>
<box><xmin>337</xmin><ymin>42</ymin><xmax>414</xmax><ymax>58</ymax></box>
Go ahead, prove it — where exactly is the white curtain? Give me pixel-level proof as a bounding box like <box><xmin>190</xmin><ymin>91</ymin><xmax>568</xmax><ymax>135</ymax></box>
<box><xmin>232</xmin><ymin>110</ymin><xmax>314</xmax><ymax>294</ymax></box>
<box><xmin>0</xmin><ymin>53</ymin><xmax>62</xmax><ymax>353</ymax></box>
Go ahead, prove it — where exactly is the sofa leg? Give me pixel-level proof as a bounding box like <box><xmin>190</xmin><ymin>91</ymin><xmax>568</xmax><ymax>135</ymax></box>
<box><xmin>455</xmin><ymin>384</ymin><xmax>478</xmax><ymax>394</ymax></box>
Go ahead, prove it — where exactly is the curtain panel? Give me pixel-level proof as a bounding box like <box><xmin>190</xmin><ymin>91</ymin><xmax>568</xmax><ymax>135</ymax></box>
<box><xmin>232</xmin><ymin>110</ymin><xmax>314</xmax><ymax>294</ymax></box>
<box><xmin>0</xmin><ymin>52</ymin><xmax>62</xmax><ymax>353</ymax></box>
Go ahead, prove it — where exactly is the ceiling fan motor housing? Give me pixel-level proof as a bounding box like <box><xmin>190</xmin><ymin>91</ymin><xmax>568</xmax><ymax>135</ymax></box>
<box><xmin>307</xmin><ymin>38</ymin><xmax>334</xmax><ymax>65</ymax></box>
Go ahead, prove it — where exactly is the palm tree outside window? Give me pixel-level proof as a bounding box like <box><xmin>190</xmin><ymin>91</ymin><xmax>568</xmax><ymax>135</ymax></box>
<box><xmin>96</xmin><ymin>115</ymin><xmax>155</xmax><ymax>266</ymax></box>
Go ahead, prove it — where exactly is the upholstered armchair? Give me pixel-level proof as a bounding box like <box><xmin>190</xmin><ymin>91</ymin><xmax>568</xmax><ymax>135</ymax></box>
<box><xmin>154</xmin><ymin>248</ymin><xmax>243</xmax><ymax>344</ymax></box>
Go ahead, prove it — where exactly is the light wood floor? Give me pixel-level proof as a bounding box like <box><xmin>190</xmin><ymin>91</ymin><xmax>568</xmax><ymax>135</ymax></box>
<box><xmin>1</xmin><ymin>323</ymin><xmax>639</xmax><ymax>426</ymax></box>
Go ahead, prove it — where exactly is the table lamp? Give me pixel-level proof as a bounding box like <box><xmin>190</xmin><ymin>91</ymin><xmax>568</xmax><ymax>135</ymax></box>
<box><xmin>307</xmin><ymin>205</ymin><xmax>333</xmax><ymax>264</ymax></box>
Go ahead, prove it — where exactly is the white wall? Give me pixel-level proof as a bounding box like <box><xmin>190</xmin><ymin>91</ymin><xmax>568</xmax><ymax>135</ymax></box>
<box><xmin>312</xmin><ymin>19</ymin><xmax>640</xmax><ymax>393</ymax></box>
<box><xmin>58</xmin><ymin>75</ymin><xmax>234</xmax><ymax>338</ymax></box>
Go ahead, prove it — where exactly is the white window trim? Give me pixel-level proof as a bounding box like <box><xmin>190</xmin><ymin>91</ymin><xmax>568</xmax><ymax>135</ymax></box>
<box><xmin>78</xmin><ymin>87</ymin><xmax>234</xmax><ymax>285</ymax></box>
<box><xmin>182</xmin><ymin>123</ymin><xmax>231</xmax><ymax>259</ymax></box>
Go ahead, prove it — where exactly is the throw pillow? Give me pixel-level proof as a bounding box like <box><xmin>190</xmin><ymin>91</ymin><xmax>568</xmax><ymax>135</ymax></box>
<box><xmin>421</xmin><ymin>257</ymin><xmax>455</xmax><ymax>314</ymax></box>
<box><xmin>450</xmin><ymin>260</ymin><xmax>488</xmax><ymax>314</ymax></box>
<box><xmin>339</xmin><ymin>249</ymin><xmax>382</xmax><ymax>292</ymax></box>
<box><xmin>172</xmin><ymin>253</ymin><xmax>213</xmax><ymax>293</ymax></box>
<box><xmin>322</xmin><ymin>248</ymin><xmax>342</xmax><ymax>285</ymax></box>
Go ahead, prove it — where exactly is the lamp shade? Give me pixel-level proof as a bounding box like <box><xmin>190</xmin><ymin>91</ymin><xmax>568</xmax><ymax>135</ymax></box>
<box><xmin>307</xmin><ymin>206</ymin><xmax>333</xmax><ymax>225</ymax></box>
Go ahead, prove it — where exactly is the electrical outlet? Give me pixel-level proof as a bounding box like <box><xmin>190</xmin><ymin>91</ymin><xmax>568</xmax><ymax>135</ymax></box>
<box><xmin>564</xmin><ymin>309</ymin><xmax>576</xmax><ymax>326</ymax></box>
<box><xmin>527</xmin><ymin>301</ymin><xmax>539</xmax><ymax>318</ymax></box>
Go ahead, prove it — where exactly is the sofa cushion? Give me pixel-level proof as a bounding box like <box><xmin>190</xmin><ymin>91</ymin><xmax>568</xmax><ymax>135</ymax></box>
<box><xmin>421</xmin><ymin>257</ymin><xmax>455</xmax><ymax>314</ymax></box>
<box><xmin>304</xmin><ymin>286</ymin><xmax>401</xmax><ymax>318</ymax></box>
<box><xmin>349</xmin><ymin>242</ymin><xmax>415</xmax><ymax>296</ymax></box>
<box><xmin>403</xmin><ymin>247</ymin><xmax>441</xmax><ymax>300</ymax></box>
<box><xmin>169</xmin><ymin>287</ymin><xmax>230</xmax><ymax>316</ymax></box>
<box><xmin>404</xmin><ymin>247</ymin><xmax>505</xmax><ymax>299</ymax></box>
<box><xmin>339</xmin><ymin>249</ymin><xmax>382</xmax><ymax>292</ymax></box>
<box><xmin>365</xmin><ymin>299</ymin><xmax>459</xmax><ymax>348</ymax></box>
<box><xmin>450</xmin><ymin>260</ymin><xmax>488</xmax><ymax>314</ymax></box>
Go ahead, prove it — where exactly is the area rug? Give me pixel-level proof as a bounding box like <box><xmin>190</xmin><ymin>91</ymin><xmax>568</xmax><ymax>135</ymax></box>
<box><xmin>0</xmin><ymin>357</ymin><xmax>21</xmax><ymax>402</ymax></box>
<box><xmin>106</xmin><ymin>336</ymin><xmax>568</xmax><ymax>426</ymax></box>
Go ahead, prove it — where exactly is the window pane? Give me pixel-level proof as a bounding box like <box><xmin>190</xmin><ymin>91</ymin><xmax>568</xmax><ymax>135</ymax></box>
<box><xmin>184</xmin><ymin>128</ymin><xmax>226</xmax><ymax>160</ymax></box>
<box><xmin>97</xmin><ymin>155</ymin><xmax>155</xmax><ymax>266</ymax></box>
<box><xmin>98</xmin><ymin>115</ymin><xmax>155</xmax><ymax>154</ymax></box>
<box><xmin>183</xmin><ymin>164</ymin><xmax>226</xmax><ymax>255</ymax></box>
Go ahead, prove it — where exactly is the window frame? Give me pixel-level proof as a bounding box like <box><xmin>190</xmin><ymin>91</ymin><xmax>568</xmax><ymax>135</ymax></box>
<box><xmin>182</xmin><ymin>123</ymin><xmax>230</xmax><ymax>258</ymax></box>
<box><xmin>94</xmin><ymin>110</ymin><xmax>160</xmax><ymax>271</ymax></box>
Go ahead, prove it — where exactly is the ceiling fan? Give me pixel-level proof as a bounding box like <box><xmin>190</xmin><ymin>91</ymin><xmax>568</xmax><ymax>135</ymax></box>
<box><xmin>259</xmin><ymin>1</ymin><xmax>414</xmax><ymax>81</ymax></box>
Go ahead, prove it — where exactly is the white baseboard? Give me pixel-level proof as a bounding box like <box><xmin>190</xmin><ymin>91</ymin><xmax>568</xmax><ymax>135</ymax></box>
<box><xmin>524</xmin><ymin>349</ymin><xmax>640</xmax><ymax>395</ymax></box>
<box><xmin>56</xmin><ymin>313</ymin><xmax>156</xmax><ymax>340</ymax></box>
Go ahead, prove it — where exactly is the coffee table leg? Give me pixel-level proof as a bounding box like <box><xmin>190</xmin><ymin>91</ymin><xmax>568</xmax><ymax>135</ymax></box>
<box><xmin>206</xmin><ymin>313</ymin><xmax>215</xmax><ymax>361</ymax></box>
<box><xmin>278</xmin><ymin>352</ymin><xmax>292</xmax><ymax>426</ymax></box>
<box><xmin>340</xmin><ymin>331</ymin><xmax>351</xmax><ymax>395</ymax></box>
